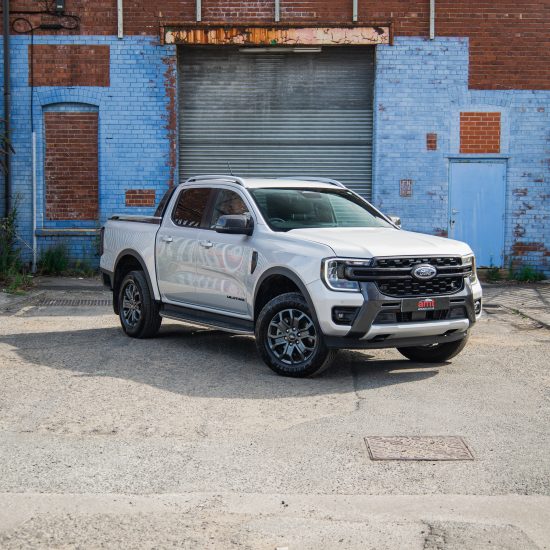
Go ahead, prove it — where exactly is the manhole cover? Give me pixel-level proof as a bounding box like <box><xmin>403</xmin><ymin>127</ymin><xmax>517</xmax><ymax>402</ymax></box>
<box><xmin>35</xmin><ymin>299</ymin><xmax>111</xmax><ymax>307</ymax></box>
<box><xmin>364</xmin><ymin>436</ymin><xmax>474</xmax><ymax>461</ymax></box>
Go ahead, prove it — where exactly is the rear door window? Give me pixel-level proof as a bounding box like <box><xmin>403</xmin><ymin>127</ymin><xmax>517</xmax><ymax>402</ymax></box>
<box><xmin>171</xmin><ymin>188</ymin><xmax>211</xmax><ymax>228</ymax></box>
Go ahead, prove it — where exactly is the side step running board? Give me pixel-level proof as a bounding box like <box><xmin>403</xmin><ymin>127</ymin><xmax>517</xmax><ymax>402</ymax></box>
<box><xmin>160</xmin><ymin>303</ymin><xmax>254</xmax><ymax>335</ymax></box>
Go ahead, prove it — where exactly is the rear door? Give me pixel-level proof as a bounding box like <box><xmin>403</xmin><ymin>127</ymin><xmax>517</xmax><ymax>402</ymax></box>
<box><xmin>194</xmin><ymin>188</ymin><xmax>256</xmax><ymax>316</ymax></box>
<box><xmin>156</xmin><ymin>187</ymin><xmax>212</xmax><ymax>304</ymax></box>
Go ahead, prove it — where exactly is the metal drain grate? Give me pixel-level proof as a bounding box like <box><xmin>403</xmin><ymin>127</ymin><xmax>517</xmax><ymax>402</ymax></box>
<box><xmin>35</xmin><ymin>298</ymin><xmax>111</xmax><ymax>307</ymax></box>
<box><xmin>365</xmin><ymin>436</ymin><xmax>474</xmax><ymax>461</ymax></box>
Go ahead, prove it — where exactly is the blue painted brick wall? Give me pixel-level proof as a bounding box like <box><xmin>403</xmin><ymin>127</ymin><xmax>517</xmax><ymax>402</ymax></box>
<box><xmin>1</xmin><ymin>35</ymin><xmax>548</xmax><ymax>274</ymax></box>
<box><xmin>374</xmin><ymin>37</ymin><xmax>549</xmax><ymax>274</ymax></box>
<box><xmin>1</xmin><ymin>35</ymin><xmax>176</xmax><ymax>267</ymax></box>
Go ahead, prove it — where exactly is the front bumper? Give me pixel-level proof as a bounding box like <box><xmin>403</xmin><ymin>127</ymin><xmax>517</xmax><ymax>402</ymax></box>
<box><xmin>307</xmin><ymin>277</ymin><xmax>482</xmax><ymax>350</ymax></box>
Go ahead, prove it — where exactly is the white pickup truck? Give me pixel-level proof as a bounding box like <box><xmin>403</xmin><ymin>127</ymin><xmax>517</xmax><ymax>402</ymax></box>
<box><xmin>100</xmin><ymin>175</ymin><xmax>482</xmax><ymax>377</ymax></box>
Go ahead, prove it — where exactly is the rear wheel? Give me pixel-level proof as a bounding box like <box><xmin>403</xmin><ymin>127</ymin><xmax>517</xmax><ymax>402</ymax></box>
<box><xmin>397</xmin><ymin>333</ymin><xmax>469</xmax><ymax>363</ymax></box>
<box><xmin>118</xmin><ymin>270</ymin><xmax>162</xmax><ymax>338</ymax></box>
<box><xmin>255</xmin><ymin>292</ymin><xmax>336</xmax><ymax>377</ymax></box>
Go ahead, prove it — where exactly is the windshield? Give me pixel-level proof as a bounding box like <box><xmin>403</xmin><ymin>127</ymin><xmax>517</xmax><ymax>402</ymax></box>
<box><xmin>249</xmin><ymin>188</ymin><xmax>393</xmax><ymax>231</ymax></box>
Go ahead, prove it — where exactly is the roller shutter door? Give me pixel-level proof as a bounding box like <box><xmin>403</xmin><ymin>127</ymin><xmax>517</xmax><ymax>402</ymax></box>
<box><xmin>178</xmin><ymin>46</ymin><xmax>375</xmax><ymax>198</ymax></box>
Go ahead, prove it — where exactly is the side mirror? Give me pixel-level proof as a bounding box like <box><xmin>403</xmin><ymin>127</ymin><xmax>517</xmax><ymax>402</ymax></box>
<box><xmin>388</xmin><ymin>216</ymin><xmax>401</xmax><ymax>228</ymax></box>
<box><xmin>214</xmin><ymin>214</ymin><xmax>254</xmax><ymax>236</ymax></box>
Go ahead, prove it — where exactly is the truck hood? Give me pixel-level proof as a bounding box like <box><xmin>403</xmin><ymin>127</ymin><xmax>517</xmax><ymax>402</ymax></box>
<box><xmin>288</xmin><ymin>227</ymin><xmax>472</xmax><ymax>258</ymax></box>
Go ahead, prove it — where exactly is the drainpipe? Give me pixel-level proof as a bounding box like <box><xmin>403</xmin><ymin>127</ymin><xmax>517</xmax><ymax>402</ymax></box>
<box><xmin>275</xmin><ymin>0</ymin><xmax>280</xmax><ymax>22</ymax></box>
<box><xmin>2</xmin><ymin>0</ymin><xmax>11</xmax><ymax>216</ymax></box>
<box><xmin>117</xmin><ymin>0</ymin><xmax>123</xmax><ymax>39</ymax></box>
<box><xmin>429</xmin><ymin>0</ymin><xmax>435</xmax><ymax>40</ymax></box>
<box><xmin>31</xmin><ymin>130</ymin><xmax>36</xmax><ymax>272</ymax></box>
<box><xmin>352</xmin><ymin>0</ymin><xmax>358</xmax><ymax>22</ymax></box>
<box><xmin>196</xmin><ymin>0</ymin><xmax>201</xmax><ymax>22</ymax></box>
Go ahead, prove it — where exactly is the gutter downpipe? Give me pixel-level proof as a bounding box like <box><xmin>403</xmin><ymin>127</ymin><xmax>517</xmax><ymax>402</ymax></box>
<box><xmin>117</xmin><ymin>0</ymin><xmax>123</xmax><ymax>39</ymax></box>
<box><xmin>2</xmin><ymin>0</ymin><xmax>11</xmax><ymax>216</ymax></box>
<box><xmin>430</xmin><ymin>0</ymin><xmax>435</xmax><ymax>40</ymax></box>
<box><xmin>31</xmin><ymin>131</ymin><xmax>36</xmax><ymax>272</ymax></box>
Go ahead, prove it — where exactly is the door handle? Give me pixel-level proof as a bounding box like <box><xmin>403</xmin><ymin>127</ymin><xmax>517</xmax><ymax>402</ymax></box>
<box><xmin>199</xmin><ymin>240</ymin><xmax>213</xmax><ymax>249</ymax></box>
<box><xmin>451</xmin><ymin>209</ymin><xmax>460</xmax><ymax>215</ymax></box>
<box><xmin>161</xmin><ymin>236</ymin><xmax>173</xmax><ymax>243</ymax></box>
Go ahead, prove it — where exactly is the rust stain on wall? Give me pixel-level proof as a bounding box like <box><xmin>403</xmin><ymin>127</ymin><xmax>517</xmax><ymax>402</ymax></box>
<box><xmin>163</xmin><ymin>55</ymin><xmax>177</xmax><ymax>188</ymax></box>
<box><xmin>164</xmin><ymin>25</ymin><xmax>390</xmax><ymax>46</ymax></box>
<box><xmin>511</xmin><ymin>242</ymin><xmax>547</xmax><ymax>255</ymax></box>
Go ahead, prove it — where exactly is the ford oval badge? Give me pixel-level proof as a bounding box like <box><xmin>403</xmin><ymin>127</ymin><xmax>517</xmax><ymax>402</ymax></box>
<box><xmin>412</xmin><ymin>264</ymin><xmax>437</xmax><ymax>280</ymax></box>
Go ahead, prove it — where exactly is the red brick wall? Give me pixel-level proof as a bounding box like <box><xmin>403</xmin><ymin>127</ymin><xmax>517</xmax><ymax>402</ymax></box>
<box><xmin>436</xmin><ymin>1</ymin><xmax>550</xmax><ymax>90</ymax></box>
<box><xmin>45</xmin><ymin>112</ymin><xmax>99</xmax><ymax>220</ymax></box>
<box><xmin>426</xmin><ymin>133</ymin><xmax>437</xmax><ymax>151</ymax></box>
<box><xmin>125</xmin><ymin>189</ymin><xmax>156</xmax><ymax>207</ymax></box>
<box><xmin>30</xmin><ymin>45</ymin><xmax>110</xmax><ymax>87</ymax></box>
<box><xmin>460</xmin><ymin>112</ymin><xmax>501</xmax><ymax>154</ymax></box>
<box><xmin>4</xmin><ymin>0</ymin><xmax>549</xmax><ymax>89</ymax></box>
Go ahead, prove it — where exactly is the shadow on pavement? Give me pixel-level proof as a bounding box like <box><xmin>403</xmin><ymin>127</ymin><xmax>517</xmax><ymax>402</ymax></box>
<box><xmin>0</xmin><ymin>323</ymin><xmax>440</xmax><ymax>399</ymax></box>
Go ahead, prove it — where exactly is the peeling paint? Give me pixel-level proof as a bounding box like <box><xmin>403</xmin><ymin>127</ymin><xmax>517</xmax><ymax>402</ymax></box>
<box><xmin>513</xmin><ymin>224</ymin><xmax>526</xmax><ymax>238</ymax></box>
<box><xmin>164</xmin><ymin>25</ymin><xmax>391</xmax><ymax>46</ymax></box>
<box><xmin>162</xmin><ymin>55</ymin><xmax>177</xmax><ymax>189</ymax></box>
<box><xmin>512</xmin><ymin>242</ymin><xmax>547</xmax><ymax>255</ymax></box>
<box><xmin>512</xmin><ymin>188</ymin><xmax>528</xmax><ymax>196</ymax></box>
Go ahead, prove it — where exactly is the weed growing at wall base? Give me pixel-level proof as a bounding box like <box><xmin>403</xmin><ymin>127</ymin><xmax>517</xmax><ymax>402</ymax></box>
<box><xmin>512</xmin><ymin>266</ymin><xmax>546</xmax><ymax>283</ymax></box>
<box><xmin>0</xmin><ymin>207</ymin><xmax>32</xmax><ymax>294</ymax></box>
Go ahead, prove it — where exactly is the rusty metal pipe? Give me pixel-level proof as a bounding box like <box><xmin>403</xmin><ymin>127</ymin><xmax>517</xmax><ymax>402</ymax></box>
<box><xmin>3</xmin><ymin>0</ymin><xmax>11</xmax><ymax>215</ymax></box>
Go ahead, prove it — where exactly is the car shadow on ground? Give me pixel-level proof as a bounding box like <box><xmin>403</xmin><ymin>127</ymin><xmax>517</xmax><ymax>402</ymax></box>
<box><xmin>1</xmin><ymin>322</ymin><xmax>441</xmax><ymax>399</ymax></box>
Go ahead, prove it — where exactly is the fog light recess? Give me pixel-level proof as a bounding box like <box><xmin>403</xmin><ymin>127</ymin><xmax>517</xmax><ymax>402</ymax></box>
<box><xmin>332</xmin><ymin>306</ymin><xmax>360</xmax><ymax>326</ymax></box>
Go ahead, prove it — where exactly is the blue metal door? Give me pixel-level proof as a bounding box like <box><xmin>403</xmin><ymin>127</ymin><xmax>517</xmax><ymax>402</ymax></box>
<box><xmin>449</xmin><ymin>160</ymin><xmax>506</xmax><ymax>267</ymax></box>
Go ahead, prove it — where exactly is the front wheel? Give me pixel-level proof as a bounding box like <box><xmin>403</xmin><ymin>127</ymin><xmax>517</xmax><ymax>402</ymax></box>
<box><xmin>397</xmin><ymin>333</ymin><xmax>469</xmax><ymax>363</ymax></box>
<box><xmin>255</xmin><ymin>292</ymin><xmax>336</xmax><ymax>377</ymax></box>
<box><xmin>118</xmin><ymin>270</ymin><xmax>162</xmax><ymax>338</ymax></box>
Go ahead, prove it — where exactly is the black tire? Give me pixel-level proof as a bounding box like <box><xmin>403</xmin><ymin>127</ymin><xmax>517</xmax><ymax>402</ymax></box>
<box><xmin>118</xmin><ymin>270</ymin><xmax>162</xmax><ymax>338</ymax></box>
<box><xmin>255</xmin><ymin>292</ymin><xmax>336</xmax><ymax>377</ymax></box>
<box><xmin>397</xmin><ymin>332</ymin><xmax>469</xmax><ymax>363</ymax></box>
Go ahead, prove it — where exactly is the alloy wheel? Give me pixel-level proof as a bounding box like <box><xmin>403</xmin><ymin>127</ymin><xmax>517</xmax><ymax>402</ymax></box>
<box><xmin>121</xmin><ymin>281</ymin><xmax>142</xmax><ymax>328</ymax></box>
<box><xmin>267</xmin><ymin>308</ymin><xmax>317</xmax><ymax>365</ymax></box>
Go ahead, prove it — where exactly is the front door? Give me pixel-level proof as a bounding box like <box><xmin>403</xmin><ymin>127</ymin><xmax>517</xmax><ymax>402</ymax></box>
<box><xmin>449</xmin><ymin>160</ymin><xmax>506</xmax><ymax>267</ymax></box>
<box><xmin>194</xmin><ymin>188</ymin><xmax>255</xmax><ymax>316</ymax></box>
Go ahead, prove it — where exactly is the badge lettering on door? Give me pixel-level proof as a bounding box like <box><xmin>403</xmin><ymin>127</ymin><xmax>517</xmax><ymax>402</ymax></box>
<box><xmin>417</xmin><ymin>298</ymin><xmax>435</xmax><ymax>310</ymax></box>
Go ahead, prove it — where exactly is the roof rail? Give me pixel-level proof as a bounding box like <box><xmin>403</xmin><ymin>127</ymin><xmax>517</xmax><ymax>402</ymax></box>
<box><xmin>184</xmin><ymin>174</ymin><xmax>246</xmax><ymax>186</ymax></box>
<box><xmin>278</xmin><ymin>176</ymin><xmax>347</xmax><ymax>189</ymax></box>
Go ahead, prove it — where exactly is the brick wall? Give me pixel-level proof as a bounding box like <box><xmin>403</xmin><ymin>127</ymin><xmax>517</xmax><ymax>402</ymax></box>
<box><xmin>125</xmin><ymin>189</ymin><xmax>156</xmax><ymax>207</ymax></box>
<box><xmin>459</xmin><ymin>112</ymin><xmax>501</xmax><ymax>154</ymax></box>
<box><xmin>30</xmin><ymin>45</ymin><xmax>109</xmax><ymax>87</ymax></box>
<box><xmin>45</xmin><ymin>112</ymin><xmax>99</xmax><ymax>220</ymax></box>
<box><xmin>3</xmin><ymin>0</ymin><xmax>549</xmax><ymax>90</ymax></box>
<box><xmin>374</xmin><ymin>37</ymin><xmax>549</xmax><ymax>274</ymax></box>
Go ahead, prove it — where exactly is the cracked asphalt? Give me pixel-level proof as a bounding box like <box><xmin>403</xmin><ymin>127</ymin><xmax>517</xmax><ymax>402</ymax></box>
<box><xmin>0</xmin><ymin>282</ymin><xmax>549</xmax><ymax>549</ymax></box>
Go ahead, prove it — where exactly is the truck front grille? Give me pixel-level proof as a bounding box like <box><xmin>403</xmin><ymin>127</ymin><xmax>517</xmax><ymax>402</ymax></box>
<box><xmin>345</xmin><ymin>256</ymin><xmax>470</xmax><ymax>298</ymax></box>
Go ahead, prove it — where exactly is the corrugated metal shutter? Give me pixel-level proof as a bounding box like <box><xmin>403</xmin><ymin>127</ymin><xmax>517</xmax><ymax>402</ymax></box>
<box><xmin>178</xmin><ymin>46</ymin><xmax>375</xmax><ymax>198</ymax></box>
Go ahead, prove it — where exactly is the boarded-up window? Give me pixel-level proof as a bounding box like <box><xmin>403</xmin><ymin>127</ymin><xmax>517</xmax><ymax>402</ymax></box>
<box><xmin>45</xmin><ymin>112</ymin><xmax>99</xmax><ymax>220</ymax></box>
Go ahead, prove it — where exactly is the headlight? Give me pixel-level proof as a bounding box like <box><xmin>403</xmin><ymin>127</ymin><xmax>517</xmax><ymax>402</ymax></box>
<box><xmin>462</xmin><ymin>254</ymin><xmax>477</xmax><ymax>283</ymax></box>
<box><xmin>321</xmin><ymin>258</ymin><xmax>371</xmax><ymax>292</ymax></box>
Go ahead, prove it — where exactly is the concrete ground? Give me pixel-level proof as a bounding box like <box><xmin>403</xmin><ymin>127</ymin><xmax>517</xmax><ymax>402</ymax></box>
<box><xmin>0</xmin><ymin>279</ymin><xmax>549</xmax><ymax>549</ymax></box>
